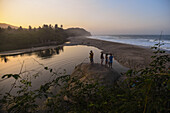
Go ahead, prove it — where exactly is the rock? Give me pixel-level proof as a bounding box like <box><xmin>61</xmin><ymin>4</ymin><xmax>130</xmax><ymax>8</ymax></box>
<box><xmin>70</xmin><ymin>63</ymin><xmax>121</xmax><ymax>86</ymax></box>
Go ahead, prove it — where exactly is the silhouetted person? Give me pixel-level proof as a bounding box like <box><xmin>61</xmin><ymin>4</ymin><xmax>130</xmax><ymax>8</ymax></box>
<box><xmin>89</xmin><ymin>50</ymin><xmax>94</xmax><ymax>64</ymax></box>
<box><xmin>105</xmin><ymin>53</ymin><xmax>108</xmax><ymax>66</ymax></box>
<box><xmin>100</xmin><ymin>52</ymin><xmax>104</xmax><ymax>65</ymax></box>
<box><xmin>109</xmin><ymin>53</ymin><xmax>113</xmax><ymax>68</ymax></box>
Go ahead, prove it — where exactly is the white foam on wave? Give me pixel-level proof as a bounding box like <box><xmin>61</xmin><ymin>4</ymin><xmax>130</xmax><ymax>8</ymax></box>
<box><xmin>87</xmin><ymin>35</ymin><xmax>170</xmax><ymax>51</ymax></box>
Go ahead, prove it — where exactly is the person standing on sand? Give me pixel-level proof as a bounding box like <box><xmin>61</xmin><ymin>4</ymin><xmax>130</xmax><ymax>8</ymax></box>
<box><xmin>109</xmin><ymin>53</ymin><xmax>113</xmax><ymax>68</ymax></box>
<box><xmin>89</xmin><ymin>50</ymin><xmax>94</xmax><ymax>64</ymax></box>
<box><xmin>105</xmin><ymin>53</ymin><xmax>108</xmax><ymax>66</ymax></box>
<box><xmin>100</xmin><ymin>52</ymin><xmax>104</xmax><ymax>65</ymax></box>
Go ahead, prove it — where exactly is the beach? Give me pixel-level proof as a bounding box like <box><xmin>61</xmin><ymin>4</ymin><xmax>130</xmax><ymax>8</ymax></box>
<box><xmin>0</xmin><ymin>37</ymin><xmax>169</xmax><ymax>113</ymax></box>
<box><xmin>68</xmin><ymin>36</ymin><xmax>155</xmax><ymax>70</ymax></box>
<box><xmin>0</xmin><ymin>36</ymin><xmax>158</xmax><ymax>70</ymax></box>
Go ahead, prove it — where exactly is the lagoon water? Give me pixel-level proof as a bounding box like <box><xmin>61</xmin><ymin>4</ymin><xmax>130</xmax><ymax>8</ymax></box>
<box><xmin>0</xmin><ymin>45</ymin><xmax>128</xmax><ymax>95</ymax></box>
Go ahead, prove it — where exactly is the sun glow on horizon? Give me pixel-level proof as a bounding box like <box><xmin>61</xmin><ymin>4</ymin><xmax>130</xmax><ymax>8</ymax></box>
<box><xmin>0</xmin><ymin>0</ymin><xmax>170</xmax><ymax>35</ymax></box>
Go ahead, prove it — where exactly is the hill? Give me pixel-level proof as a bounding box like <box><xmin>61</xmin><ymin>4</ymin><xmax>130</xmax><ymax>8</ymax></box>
<box><xmin>65</xmin><ymin>28</ymin><xmax>91</xmax><ymax>36</ymax></box>
<box><xmin>0</xmin><ymin>23</ymin><xmax>18</xmax><ymax>29</ymax></box>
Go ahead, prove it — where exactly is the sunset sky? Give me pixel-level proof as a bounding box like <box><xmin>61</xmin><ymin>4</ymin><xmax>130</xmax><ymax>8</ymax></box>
<box><xmin>0</xmin><ymin>0</ymin><xmax>170</xmax><ymax>35</ymax></box>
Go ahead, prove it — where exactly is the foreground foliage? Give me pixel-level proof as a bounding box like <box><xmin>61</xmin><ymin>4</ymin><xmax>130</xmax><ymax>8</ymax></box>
<box><xmin>0</xmin><ymin>42</ymin><xmax>169</xmax><ymax>113</ymax></box>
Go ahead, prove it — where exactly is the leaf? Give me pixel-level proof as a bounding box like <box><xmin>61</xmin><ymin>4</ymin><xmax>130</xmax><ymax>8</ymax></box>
<box><xmin>160</xmin><ymin>51</ymin><xmax>165</xmax><ymax>53</ymax></box>
<box><xmin>2</xmin><ymin>74</ymin><xmax>12</xmax><ymax>79</ymax></box>
<box><xmin>27</xmin><ymin>81</ymin><xmax>32</xmax><ymax>86</ymax></box>
<box><xmin>2</xmin><ymin>75</ymin><xmax>8</xmax><ymax>79</ymax></box>
<box><xmin>44</xmin><ymin>67</ymin><xmax>48</xmax><ymax>70</ymax></box>
<box><xmin>151</xmin><ymin>56</ymin><xmax>156</xmax><ymax>58</ymax></box>
<box><xmin>50</xmin><ymin>69</ymin><xmax>53</xmax><ymax>72</ymax></box>
<box><xmin>103</xmin><ymin>102</ymin><xmax>108</xmax><ymax>105</ymax></box>
<box><xmin>44</xmin><ymin>94</ymin><xmax>48</xmax><ymax>98</ymax></box>
<box><xmin>12</xmin><ymin>74</ymin><xmax>20</xmax><ymax>80</ymax></box>
<box><xmin>127</xmin><ymin>69</ymin><xmax>133</xmax><ymax>74</ymax></box>
<box><xmin>151</xmin><ymin>47</ymin><xmax>157</xmax><ymax>49</ymax></box>
<box><xmin>89</xmin><ymin>103</ymin><xmax>95</xmax><ymax>107</ymax></box>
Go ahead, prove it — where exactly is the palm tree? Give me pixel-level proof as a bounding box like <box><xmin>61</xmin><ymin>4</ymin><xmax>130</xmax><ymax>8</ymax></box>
<box><xmin>29</xmin><ymin>25</ymin><xmax>32</xmax><ymax>31</ymax></box>
<box><xmin>55</xmin><ymin>24</ymin><xmax>58</xmax><ymax>29</ymax></box>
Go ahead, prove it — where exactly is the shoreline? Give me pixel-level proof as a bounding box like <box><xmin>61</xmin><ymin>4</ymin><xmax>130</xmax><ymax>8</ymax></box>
<box><xmin>68</xmin><ymin>36</ymin><xmax>155</xmax><ymax>69</ymax></box>
<box><xmin>0</xmin><ymin>45</ymin><xmax>64</xmax><ymax>56</ymax></box>
<box><xmin>0</xmin><ymin>36</ymin><xmax>160</xmax><ymax>70</ymax></box>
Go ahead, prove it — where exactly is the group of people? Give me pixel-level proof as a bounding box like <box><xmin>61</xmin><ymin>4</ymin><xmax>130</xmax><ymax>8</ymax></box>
<box><xmin>89</xmin><ymin>50</ymin><xmax>113</xmax><ymax>68</ymax></box>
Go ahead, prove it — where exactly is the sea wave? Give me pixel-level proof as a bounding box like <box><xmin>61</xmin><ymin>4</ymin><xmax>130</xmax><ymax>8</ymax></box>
<box><xmin>87</xmin><ymin>35</ymin><xmax>170</xmax><ymax>51</ymax></box>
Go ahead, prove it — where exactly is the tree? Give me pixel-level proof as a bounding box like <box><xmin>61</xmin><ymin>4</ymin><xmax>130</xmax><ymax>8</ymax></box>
<box><xmin>38</xmin><ymin>26</ymin><xmax>41</xmax><ymax>29</ymax></box>
<box><xmin>43</xmin><ymin>24</ymin><xmax>48</xmax><ymax>28</ymax></box>
<box><xmin>18</xmin><ymin>26</ymin><xmax>23</xmax><ymax>31</ymax></box>
<box><xmin>0</xmin><ymin>27</ymin><xmax>4</xmax><ymax>32</ymax></box>
<box><xmin>29</xmin><ymin>25</ymin><xmax>32</xmax><ymax>31</ymax></box>
<box><xmin>7</xmin><ymin>26</ymin><xmax>12</xmax><ymax>31</ymax></box>
<box><xmin>60</xmin><ymin>25</ymin><xmax>63</xmax><ymax>28</ymax></box>
<box><xmin>55</xmin><ymin>24</ymin><xmax>58</xmax><ymax>29</ymax></box>
<box><xmin>33</xmin><ymin>27</ymin><xmax>36</xmax><ymax>31</ymax></box>
<box><xmin>49</xmin><ymin>24</ymin><xmax>52</xmax><ymax>29</ymax></box>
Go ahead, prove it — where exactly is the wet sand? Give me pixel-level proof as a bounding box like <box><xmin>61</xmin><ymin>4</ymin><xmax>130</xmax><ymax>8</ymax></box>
<box><xmin>68</xmin><ymin>36</ymin><xmax>154</xmax><ymax>70</ymax></box>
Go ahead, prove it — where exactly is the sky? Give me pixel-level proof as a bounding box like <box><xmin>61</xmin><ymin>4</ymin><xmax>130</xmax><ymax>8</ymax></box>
<box><xmin>0</xmin><ymin>0</ymin><xmax>170</xmax><ymax>35</ymax></box>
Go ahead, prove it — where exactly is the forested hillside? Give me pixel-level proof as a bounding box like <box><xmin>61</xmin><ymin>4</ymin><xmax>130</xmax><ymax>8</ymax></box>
<box><xmin>0</xmin><ymin>24</ymin><xmax>91</xmax><ymax>52</ymax></box>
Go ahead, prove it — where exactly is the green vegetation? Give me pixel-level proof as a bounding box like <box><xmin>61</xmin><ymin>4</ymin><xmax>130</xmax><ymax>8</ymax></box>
<box><xmin>0</xmin><ymin>42</ymin><xmax>169</xmax><ymax>113</ymax></box>
<box><xmin>0</xmin><ymin>24</ymin><xmax>68</xmax><ymax>52</ymax></box>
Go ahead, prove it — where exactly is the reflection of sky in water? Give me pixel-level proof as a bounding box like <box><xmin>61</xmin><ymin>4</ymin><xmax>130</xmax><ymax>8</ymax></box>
<box><xmin>0</xmin><ymin>45</ymin><xmax>102</xmax><ymax>75</ymax></box>
<box><xmin>0</xmin><ymin>45</ymin><xmax>128</xmax><ymax>95</ymax></box>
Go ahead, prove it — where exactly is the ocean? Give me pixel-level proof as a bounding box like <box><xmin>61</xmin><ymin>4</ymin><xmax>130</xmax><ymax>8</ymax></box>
<box><xmin>87</xmin><ymin>35</ymin><xmax>170</xmax><ymax>51</ymax></box>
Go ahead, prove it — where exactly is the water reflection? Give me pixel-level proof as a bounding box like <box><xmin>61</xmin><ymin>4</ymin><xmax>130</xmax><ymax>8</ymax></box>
<box><xmin>34</xmin><ymin>46</ymin><xmax>63</xmax><ymax>59</ymax></box>
<box><xmin>0</xmin><ymin>46</ymin><xmax>63</xmax><ymax>63</ymax></box>
<box><xmin>0</xmin><ymin>45</ymin><xmax>128</xmax><ymax>96</ymax></box>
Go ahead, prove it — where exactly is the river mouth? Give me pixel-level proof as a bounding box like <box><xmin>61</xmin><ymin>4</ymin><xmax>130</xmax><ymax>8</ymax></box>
<box><xmin>0</xmin><ymin>45</ymin><xmax>128</xmax><ymax>95</ymax></box>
